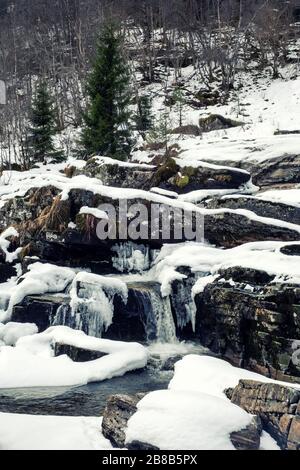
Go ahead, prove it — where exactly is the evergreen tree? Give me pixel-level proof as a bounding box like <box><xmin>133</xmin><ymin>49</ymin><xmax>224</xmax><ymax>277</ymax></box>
<box><xmin>27</xmin><ymin>81</ymin><xmax>63</xmax><ymax>163</ymax></box>
<box><xmin>81</xmin><ymin>22</ymin><xmax>133</xmax><ymax>161</ymax></box>
<box><xmin>135</xmin><ymin>94</ymin><xmax>153</xmax><ymax>133</ymax></box>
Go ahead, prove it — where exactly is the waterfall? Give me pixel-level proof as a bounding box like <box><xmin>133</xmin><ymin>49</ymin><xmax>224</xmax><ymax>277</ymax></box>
<box><xmin>155</xmin><ymin>296</ymin><xmax>177</xmax><ymax>343</ymax></box>
<box><xmin>122</xmin><ymin>282</ymin><xmax>177</xmax><ymax>343</ymax></box>
<box><xmin>51</xmin><ymin>275</ymin><xmax>177</xmax><ymax>344</ymax></box>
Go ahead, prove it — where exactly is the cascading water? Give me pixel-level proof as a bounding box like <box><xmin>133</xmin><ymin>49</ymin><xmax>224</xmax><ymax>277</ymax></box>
<box><xmin>151</xmin><ymin>294</ymin><xmax>177</xmax><ymax>343</ymax></box>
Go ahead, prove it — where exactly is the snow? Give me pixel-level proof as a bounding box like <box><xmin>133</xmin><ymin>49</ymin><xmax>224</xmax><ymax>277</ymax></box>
<box><xmin>257</xmin><ymin>188</ymin><xmax>300</xmax><ymax>208</ymax></box>
<box><xmin>126</xmin><ymin>389</ymin><xmax>252</xmax><ymax>450</ymax></box>
<box><xmin>79</xmin><ymin>206</ymin><xmax>109</xmax><ymax>220</ymax></box>
<box><xmin>150</xmin><ymin>187</ymin><xmax>179</xmax><ymax>199</ymax></box>
<box><xmin>126</xmin><ymin>355</ymin><xmax>299</xmax><ymax>450</ymax></box>
<box><xmin>94</xmin><ymin>155</ymin><xmax>155</xmax><ymax>169</ymax></box>
<box><xmin>0</xmin><ymin>322</ymin><xmax>38</xmax><ymax>346</ymax></box>
<box><xmin>0</xmin><ymin>326</ymin><xmax>147</xmax><ymax>388</ymax></box>
<box><xmin>0</xmin><ymin>227</ymin><xmax>22</xmax><ymax>263</ymax></box>
<box><xmin>151</xmin><ymin>241</ymin><xmax>300</xmax><ymax>300</ymax></box>
<box><xmin>0</xmin><ymin>262</ymin><xmax>76</xmax><ymax>323</ymax></box>
<box><xmin>260</xmin><ymin>431</ymin><xmax>280</xmax><ymax>451</ymax></box>
<box><xmin>0</xmin><ymin>413</ymin><xmax>112</xmax><ymax>450</ymax></box>
<box><xmin>70</xmin><ymin>272</ymin><xmax>128</xmax><ymax>333</ymax></box>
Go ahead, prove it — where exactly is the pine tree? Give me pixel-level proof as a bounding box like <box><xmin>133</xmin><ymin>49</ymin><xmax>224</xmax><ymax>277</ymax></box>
<box><xmin>135</xmin><ymin>94</ymin><xmax>153</xmax><ymax>133</ymax></box>
<box><xmin>81</xmin><ymin>22</ymin><xmax>133</xmax><ymax>161</ymax></box>
<box><xmin>27</xmin><ymin>81</ymin><xmax>63</xmax><ymax>163</ymax></box>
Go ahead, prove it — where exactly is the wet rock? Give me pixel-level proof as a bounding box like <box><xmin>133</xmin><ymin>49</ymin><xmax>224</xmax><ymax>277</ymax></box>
<box><xmin>161</xmin><ymin>355</ymin><xmax>184</xmax><ymax>371</ymax></box>
<box><xmin>0</xmin><ymin>262</ymin><xmax>17</xmax><ymax>283</ymax></box>
<box><xmin>227</xmin><ymin>379</ymin><xmax>300</xmax><ymax>449</ymax></box>
<box><xmin>12</xmin><ymin>294</ymin><xmax>70</xmax><ymax>332</ymax></box>
<box><xmin>54</xmin><ymin>343</ymin><xmax>106</xmax><ymax>362</ymax></box>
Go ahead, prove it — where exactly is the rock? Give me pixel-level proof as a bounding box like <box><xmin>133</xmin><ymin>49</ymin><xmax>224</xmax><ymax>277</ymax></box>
<box><xmin>251</xmin><ymin>154</ymin><xmax>300</xmax><ymax>187</ymax></box>
<box><xmin>199</xmin><ymin>114</ymin><xmax>244</xmax><ymax>133</ymax></box>
<box><xmin>193</xmin><ymin>89</ymin><xmax>220</xmax><ymax>107</ymax></box>
<box><xmin>227</xmin><ymin>379</ymin><xmax>300</xmax><ymax>449</ymax></box>
<box><xmin>127</xmin><ymin>441</ymin><xmax>160</xmax><ymax>451</ymax></box>
<box><xmin>151</xmin><ymin>158</ymin><xmax>250</xmax><ymax>194</ymax></box>
<box><xmin>195</xmin><ymin>267</ymin><xmax>300</xmax><ymax>381</ymax></box>
<box><xmin>230</xmin><ymin>416</ymin><xmax>262</xmax><ymax>450</ymax></box>
<box><xmin>0</xmin><ymin>262</ymin><xmax>17</xmax><ymax>283</ymax></box>
<box><xmin>161</xmin><ymin>355</ymin><xmax>184</xmax><ymax>371</ymax></box>
<box><xmin>12</xmin><ymin>294</ymin><xmax>70</xmax><ymax>332</ymax></box>
<box><xmin>79</xmin><ymin>157</ymin><xmax>155</xmax><ymax>190</ymax></box>
<box><xmin>171</xmin><ymin>125</ymin><xmax>201</xmax><ymax>136</ymax></box>
<box><xmin>54</xmin><ymin>343</ymin><xmax>106</xmax><ymax>362</ymax></box>
<box><xmin>274</xmin><ymin>130</ymin><xmax>300</xmax><ymax>135</ymax></box>
<box><xmin>102</xmin><ymin>394</ymin><xmax>145</xmax><ymax>448</ymax></box>
<box><xmin>205</xmin><ymin>196</ymin><xmax>300</xmax><ymax>225</ymax></box>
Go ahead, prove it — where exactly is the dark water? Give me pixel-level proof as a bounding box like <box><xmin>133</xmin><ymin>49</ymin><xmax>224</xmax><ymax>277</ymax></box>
<box><xmin>0</xmin><ymin>369</ymin><xmax>172</xmax><ymax>417</ymax></box>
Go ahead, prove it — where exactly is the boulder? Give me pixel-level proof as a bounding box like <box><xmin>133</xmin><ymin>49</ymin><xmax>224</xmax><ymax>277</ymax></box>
<box><xmin>198</xmin><ymin>114</ymin><xmax>244</xmax><ymax>133</ymax></box>
<box><xmin>102</xmin><ymin>392</ymin><xmax>262</xmax><ymax>450</ymax></box>
<box><xmin>102</xmin><ymin>394</ymin><xmax>145</xmax><ymax>448</ymax></box>
<box><xmin>171</xmin><ymin>125</ymin><xmax>201</xmax><ymax>136</ymax></box>
<box><xmin>226</xmin><ymin>379</ymin><xmax>300</xmax><ymax>449</ymax></box>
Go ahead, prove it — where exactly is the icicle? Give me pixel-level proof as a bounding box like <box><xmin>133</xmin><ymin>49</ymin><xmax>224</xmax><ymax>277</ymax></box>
<box><xmin>112</xmin><ymin>242</ymin><xmax>158</xmax><ymax>273</ymax></box>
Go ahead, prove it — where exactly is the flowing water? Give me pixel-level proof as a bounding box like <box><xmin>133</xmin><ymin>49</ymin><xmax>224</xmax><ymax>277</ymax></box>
<box><xmin>0</xmin><ymin>368</ymin><xmax>172</xmax><ymax>417</ymax></box>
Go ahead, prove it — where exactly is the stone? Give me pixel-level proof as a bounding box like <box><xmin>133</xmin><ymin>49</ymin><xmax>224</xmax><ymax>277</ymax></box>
<box><xmin>287</xmin><ymin>416</ymin><xmax>300</xmax><ymax>450</ymax></box>
<box><xmin>227</xmin><ymin>379</ymin><xmax>300</xmax><ymax>449</ymax></box>
<box><xmin>205</xmin><ymin>196</ymin><xmax>300</xmax><ymax>225</ymax></box>
<box><xmin>54</xmin><ymin>343</ymin><xmax>106</xmax><ymax>362</ymax></box>
<box><xmin>171</xmin><ymin>125</ymin><xmax>201</xmax><ymax>136</ymax></box>
<box><xmin>199</xmin><ymin>114</ymin><xmax>244</xmax><ymax>133</ymax></box>
<box><xmin>102</xmin><ymin>394</ymin><xmax>143</xmax><ymax>448</ymax></box>
<box><xmin>230</xmin><ymin>416</ymin><xmax>262</xmax><ymax>450</ymax></box>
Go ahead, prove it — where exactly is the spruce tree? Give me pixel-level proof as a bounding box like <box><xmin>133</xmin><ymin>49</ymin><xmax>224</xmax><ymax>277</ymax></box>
<box><xmin>81</xmin><ymin>22</ymin><xmax>133</xmax><ymax>161</ymax></box>
<box><xmin>27</xmin><ymin>81</ymin><xmax>62</xmax><ymax>163</ymax></box>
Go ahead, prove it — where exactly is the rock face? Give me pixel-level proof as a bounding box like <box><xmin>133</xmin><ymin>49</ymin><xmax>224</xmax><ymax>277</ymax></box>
<box><xmin>205</xmin><ymin>196</ymin><xmax>300</xmax><ymax>225</ymax></box>
<box><xmin>195</xmin><ymin>267</ymin><xmax>300</xmax><ymax>382</ymax></box>
<box><xmin>226</xmin><ymin>380</ymin><xmax>300</xmax><ymax>449</ymax></box>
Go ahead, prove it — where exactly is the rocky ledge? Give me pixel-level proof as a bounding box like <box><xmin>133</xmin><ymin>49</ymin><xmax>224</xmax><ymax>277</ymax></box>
<box><xmin>226</xmin><ymin>380</ymin><xmax>300</xmax><ymax>450</ymax></box>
